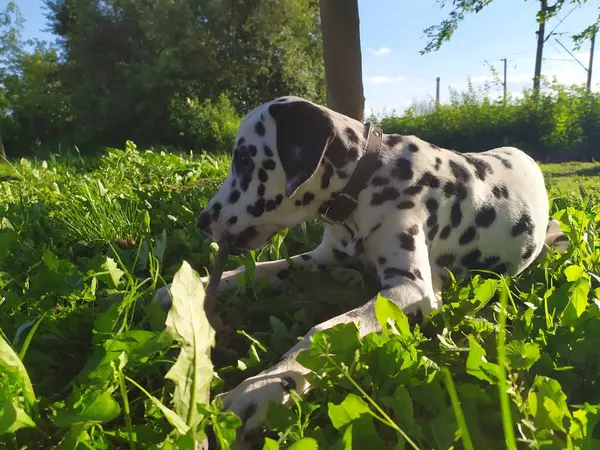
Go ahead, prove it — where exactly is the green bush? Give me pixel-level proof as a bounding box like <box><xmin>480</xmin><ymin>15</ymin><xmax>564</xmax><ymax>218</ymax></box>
<box><xmin>379</xmin><ymin>80</ymin><xmax>600</xmax><ymax>162</ymax></box>
<box><xmin>169</xmin><ymin>93</ymin><xmax>241</xmax><ymax>154</ymax></box>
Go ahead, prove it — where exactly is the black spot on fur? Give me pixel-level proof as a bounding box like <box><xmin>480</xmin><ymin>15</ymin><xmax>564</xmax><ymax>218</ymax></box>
<box><xmin>512</xmin><ymin>213</ymin><xmax>534</xmax><ymax>236</ymax></box>
<box><xmin>233</xmin><ymin>227</ymin><xmax>258</xmax><ymax>248</ymax></box>
<box><xmin>386</xmin><ymin>135</ymin><xmax>403</xmax><ymax>146</ymax></box>
<box><xmin>398</xmin><ymin>232</ymin><xmax>416</xmax><ymax>251</ymax></box>
<box><xmin>211</xmin><ymin>203</ymin><xmax>222</xmax><ymax>221</ymax></box>
<box><xmin>227</xmin><ymin>216</ymin><xmax>238</xmax><ymax>225</ymax></box>
<box><xmin>522</xmin><ymin>244</ymin><xmax>536</xmax><ymax>260</ymax></box>
<box><xmin>417</xmin><ymin>172</ymin><xmax>440</xmax><ymax>189</ymax></box>
<box><xmin>302</xmin><ymin>192</ymin><xmax>315</xmax><ymax>205</ymax></box>
<box><xmin>404</xmin><ymin>185</ymin><xmax>424</xmax><ymax>196</ymax></box>
<box><xmin>257</xmin><ymin>184</ymin><xmax>266</xmax><ymax>197</ymax></box>
<box><xmin>242</xmin><ymin>403</ymin><xmax>257</xmax><ymax>423</ymax></box>
<box><xmin>408</xmin><ymin>143</ymin><xmax>419</xmax><ymax>152</ymax></box>
<box><xmin>337</xmin><ymin>169</ymin><xmax>349</xmax><ymax>179</ymax></box>
<box><xmin>355</xmin><ymin>238</ymin><xmax>365</xmax><ymax>254</ymax></box>
<box><xmin>407</xmin><ymin>309</ymin><xmax>424</xmax><ymax>327</ymax></box>
<box><xmin>247</xmin><ymin>198</ymin><xmax>266</xmax><ymax>217</ymax></box>
<box><xmin>265</xmin><ymin>199</ymin><xmax>277</xmax><ymax>211</ymax></box>
<box><xmin>281</xmin><ymin>376</ymin><xmax>296</xmax><ymax>391</ymax></box>
<box><xmin>436</xmin><ymin>254</ymin><xmax>455</xmax><ymax>267</ymax></box>
<box><xmin>333</xmin><ymin>249</ymin><xmax>351</xmax><ymax>261</ymax></box>
<box><xmin>346</xmin><ymin>127</ymin><xmax>359</xmax><ymax>144</ymax></box>
<box><xmin>341</xmin><ymin>239</ymin><xmax>348</xmax><ymax>247</ymax></box>
<box><xmin>371</xmin><ymin>223</ymin><xmax>383</xmax><ymax>233</ymax></box>
<box><xmin>490</xmin><ymin>154</ymin><xmax>513</xmax><ymax>169</ymax></box>
<box><xmin>277</xmin><ymin>269</ymin><xmax>291</xmax><ymax>280</ymax></box>
<box><xmin>258</xmin><ymin>168</ymin><xmax>269</xmax><ymax>183</ymax></box>
<box><xmin>255</xmin><ymin>121</ymin><xmax>265</xmax><ymax>136</ymax></box>
<box><xmin>440</xmin><ymin>225</ymin><xmax>452</xmax><ymax>240</ymax></box>
<box><xmin>371</xmin><ymin>175</ymin><xmax>389</xmax><ymax>186</ymax></box>
<box><xmin>391</xmin><ymin>158</ymin><xmax>413</xmax><ymax>180</ymax></box>
<box><xmin>372</xmin><ymin>187</ymin><xmax>400</xmax><ymax>205</ymax></box>
<box><xmin>443</xmin><ymin>182</ymin><xmax>467</xmax><ymax>200</ymax></box>
<box><xmin>459</xmin><ymin>226</ymin><xmax>477</xmax><ymax>245</ymax></box>
<box><xmin>384</xmin><ymin>267</ymin><xmax>416</xmax><ymax>281</ymax></box>
<box><xmin>475</xmin><ymin>206</ymin><xmax>496</xmax><ymax>228</ymax></box>
<box><xmin>414</xmin><ymin>269</ymin><xmax>423</xmax><ymax>280</ymax></box>
<box><xmin>463</xmin><ymin>154</ymin><xmax>493</xmax><ymax>180</ymax></box>
<box><xmin>301</xmin><ymin>253</ymin><xmax>311</xmax><ymax>261</ymax></box>
<box><xmin>229</xmin><ymin>190</ymin><xmax>241</xmax><ymax>204</ymax></box>
<box><xmin>237</xmin><ymin>137</ymin><xmax>245</xmax><ymax>146</ymax></box>
<box><xmin>407</xmin><ymin>224</ymin><xmax>419</xmax><ymax>235</ymax></box>
<box><xmin>461</xmin><ymin>249</ymin><xmax>482</xmax><ymax>267</ymax></box>
<box><xmin>397</xmin><ymin>200</ymin><xmax>415</xmax><ymax>209</ymax></box>
<box><xmin>275</xmin><ymin>194</ymin><xmax>283</xmax><ymax>205</ymax></box>
<box><xmin>449</xmin><ymin>160</ymin><xmax>471</xmax><ymax>183</ymax></box>
<box><xmin>321</xmin><ymin>162</ymin><xmax>334</xmax><ymax>189</ymax></box>
<box><xmin>451</xmin><ymin>202</ymin><xmax>462</xmax><ymax>227</ymax></box>
<box><xmin>426</xmin><ymin>198</ymin><xmax>439</xmax><ymax>226</ymax></box>
<box><xmin>264</xmin><ymin>145</ymin><xmax>274</xmax><ymax>157</ymax></box>
<box><xmin>262</xmin><ymin>159</ymin><xmax>276</xmax><ymax>170</ymax></box>
<box><xmin>492</xmin><ymin>263</ymin><xmax>508</xmax><ymax>274</ymax></box>
<box><xmin>428</xmin><ymin>224</ymin><xmax>439</xmax><ymax>241</ymax></box>
<box><xmin>434</xmin><ymin>157</ymin><xmax>442</xmax><ymax>171</ymax></box>
<box><xmin>196</xmin><ymin>211</ymin><xmax>211</xmax><ymax>230</ymax></box>
<box><xmin>378</xmin><ymin>257</ymin><xmax>387</xmax><ymax>265</ymax></box>
<box><xmin>492</xmin><ymin>185</ymin><xmax>509</xmax><ymax>199</ymax></box>
<box><xmin>249</xmin><ymin>145</ymin><xmax>257</xmax><ymax>157</ymax></box>
<box><xmin>483</xmin><ymin>256</ymin><xmax>500</xmax><ymax>268</ymax></box>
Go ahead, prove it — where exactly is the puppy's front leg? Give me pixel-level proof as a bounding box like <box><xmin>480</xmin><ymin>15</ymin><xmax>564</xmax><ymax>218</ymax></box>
<box><xmin>220</xmin><ymin>278</ymin><xmax>439</xmax><ymax>446</ymax></box>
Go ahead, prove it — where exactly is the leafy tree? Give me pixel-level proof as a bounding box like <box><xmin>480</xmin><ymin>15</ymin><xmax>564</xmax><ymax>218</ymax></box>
<box><xmin>0</xmin><ymin>2</ymin><xmax>70</xmax><ymax>156</ymax></box>
<box><xmin>43</xmin><ymin>0</ymin><xmax>325</xmax><ymax>152</ymax></box>
<box><xmin>421</xmin><ymin>0</ymin><xmax>599</xmax><ymax>92</ymax></box>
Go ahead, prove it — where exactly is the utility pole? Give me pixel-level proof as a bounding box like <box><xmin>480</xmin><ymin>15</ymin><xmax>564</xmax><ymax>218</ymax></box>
<box><xmin>501</xmin><ymin>58</ymin><xmax>507</xmax><ymax>103</ymax></box>
<box><xmin>587</xmin><ymin>30</ymin><xmax>596</xmax><ymax>91</ymax></box>
<box><xmin>533</xmin><ymin>0</ymin><xmax>548</xmax><ymax>95</ymax></box>
<box><xmin>436</xmin><ymin>76</ymin><xmax>440</xmax><ymax>106</ymax></box>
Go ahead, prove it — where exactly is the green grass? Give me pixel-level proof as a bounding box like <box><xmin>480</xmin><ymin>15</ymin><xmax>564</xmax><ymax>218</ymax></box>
<box><xmin>1</xmin><ymin>143</ymin><xmax>600</xmax><ymax>449</ymax></box>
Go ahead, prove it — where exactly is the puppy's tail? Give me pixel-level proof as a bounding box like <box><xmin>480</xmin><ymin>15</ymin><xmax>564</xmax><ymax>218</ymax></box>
<box><xmin>543</xmin><ymin>217</ymin><xmax>570</xmax><ymax>254</ymax></box>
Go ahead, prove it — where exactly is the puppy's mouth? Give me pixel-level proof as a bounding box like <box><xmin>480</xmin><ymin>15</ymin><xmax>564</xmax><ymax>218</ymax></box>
<box><xmin>227</xmin><ymin>226</ymin><xmax>278</xmax><ymax>252</ymax></box>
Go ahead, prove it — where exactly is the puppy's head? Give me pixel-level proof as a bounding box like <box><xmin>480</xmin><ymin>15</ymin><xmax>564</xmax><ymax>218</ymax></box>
<box><xmin>196</xmin><ymin>96</ymin><xmax>360</xmax><ymax>250</ymax></box>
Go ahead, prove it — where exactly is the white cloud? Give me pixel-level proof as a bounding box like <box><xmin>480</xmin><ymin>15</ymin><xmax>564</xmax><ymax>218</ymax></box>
<box><xmin>365</xmin><ymin>75</ymin><xmax>405</xmax><ymax>84</ymax></box>
<box><xmin>367</xmin><ymin>47</ymin><xmax>392</xmax><ymax>57</ymax></box>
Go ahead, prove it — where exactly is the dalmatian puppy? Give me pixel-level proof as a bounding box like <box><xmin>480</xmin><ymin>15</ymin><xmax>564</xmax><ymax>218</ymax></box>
<box><xmin>155</xmin><ymin>95</ymin><xmax>568</xmax><ymax>446</ymax></box>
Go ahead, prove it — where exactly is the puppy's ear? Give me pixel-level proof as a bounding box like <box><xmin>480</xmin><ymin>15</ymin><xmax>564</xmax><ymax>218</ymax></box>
<box><xmin>268</xmin><ymin>101</ymin><xmax>334</xmax><ymax>197</ymax></box>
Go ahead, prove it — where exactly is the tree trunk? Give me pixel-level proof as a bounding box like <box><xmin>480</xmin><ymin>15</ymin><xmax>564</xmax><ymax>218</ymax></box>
<box><xmin>533</xmin><ymin>0</ymin><xmax>548</xmax><ymax>95</ymax></box>
<box><xmin>0</xmin><ymin>128</ymin><xmax>6</xmax><ymax>161</ymax></box>
<box><xmin>319</xmin><ymin>0</ymin><xmax>365</xmax><ymax>121</ymax></box>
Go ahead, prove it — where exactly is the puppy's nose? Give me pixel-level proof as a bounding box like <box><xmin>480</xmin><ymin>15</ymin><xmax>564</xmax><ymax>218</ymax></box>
<box><xmin>196</xmin><ymin>210</ymin><xmax>212</xmax><ymax>231</ymax></box>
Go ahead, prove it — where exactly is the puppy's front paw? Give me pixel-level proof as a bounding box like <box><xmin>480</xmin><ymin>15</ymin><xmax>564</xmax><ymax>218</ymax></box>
<box><xmin>218</xmin><ymin>371</ymin><xmax>305</xmax><ymax>443</ymax></box>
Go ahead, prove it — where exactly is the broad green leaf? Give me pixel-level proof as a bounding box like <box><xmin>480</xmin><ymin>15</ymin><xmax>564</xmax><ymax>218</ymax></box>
<box><xmin>287</xmin><ymin>437</ymin><xmax>318</xmax><ymax>450</ymax></box>
<box><xmin>466</xmin><ymin>335</ymin><xmax>499</xmax><ymax>384</ymax></box>
<box><xmin>99</xmin><ymin>256</ymin><xmax>124</xmax><ymax>288</ymax></box>
<box><xmin>473</xmin><ymin>278</ymin><xmax>498</xmax><ymax>309</ymax></box>
<box><xmin>53</xmin><ymin>389</ymin><xmax>121</xmax><ymax>426</ymax></box>
<box><xmin>564</xmin><ymin>264</ymin><xmax>586</xmax><ymax>282</ymax></box>
<box><xmin>374</xmin><ymin>293</ymin><xmax>411</xmax><ymax>336</ymax></box>
<box><xmin>56</xmin><ymin>423</ymin><xmax>90</xmax><ymax>450</ymax></box>
<box><xmin>0</xmin><ymin>334</ymin><xmax>36</xmax><ymax>409</ymax></box>
<box><xmin>0</xmin><ymin>400</ymin><xmax>36</xmax><ymax>434</ymax></box>
<box><xmin>262</xmin><ymin>437</ymin><xmax>279</xmax><ymax>450</ymax></box>
<box><xmin>164</xmin><ymin>260</ymin><xmax>216</xmax><ymax>428</ymax></box>
<box><xmin>505</xmin><ymin>340</ymin><xmax>541</xmax><ymax>370</ymax></box>
<box><xmin>528</xmin><ymin>376</ymin><xmax>570</xmax><ymax>432</ymax></box>
<box><xmin>328</xmin><ymin>393</ymin><xmax>371</xmax><ymax>430</ymax></box>
<box><xmin>561</xmin><ymin>278</ymin><xmax>590</xmax><ymax>325</ymax></box>
<box><xmin>328</xmin><ymin>393</ymin><xmax>386</xmax><ymax>449</ymax></box>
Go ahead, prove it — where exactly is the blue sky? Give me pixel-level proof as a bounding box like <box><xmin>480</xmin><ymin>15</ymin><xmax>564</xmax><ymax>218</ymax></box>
<box><xmin>8</xmin><ymin>0</ymin><xmax>600</xmax><ymax>115</ymax></box>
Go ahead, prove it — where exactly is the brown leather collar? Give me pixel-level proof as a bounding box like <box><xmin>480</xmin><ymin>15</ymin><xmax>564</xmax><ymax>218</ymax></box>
<box><xmin>320</xmin><ymin>122</ymin><xmax>384</xmax><ymax>225</ymax></box>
